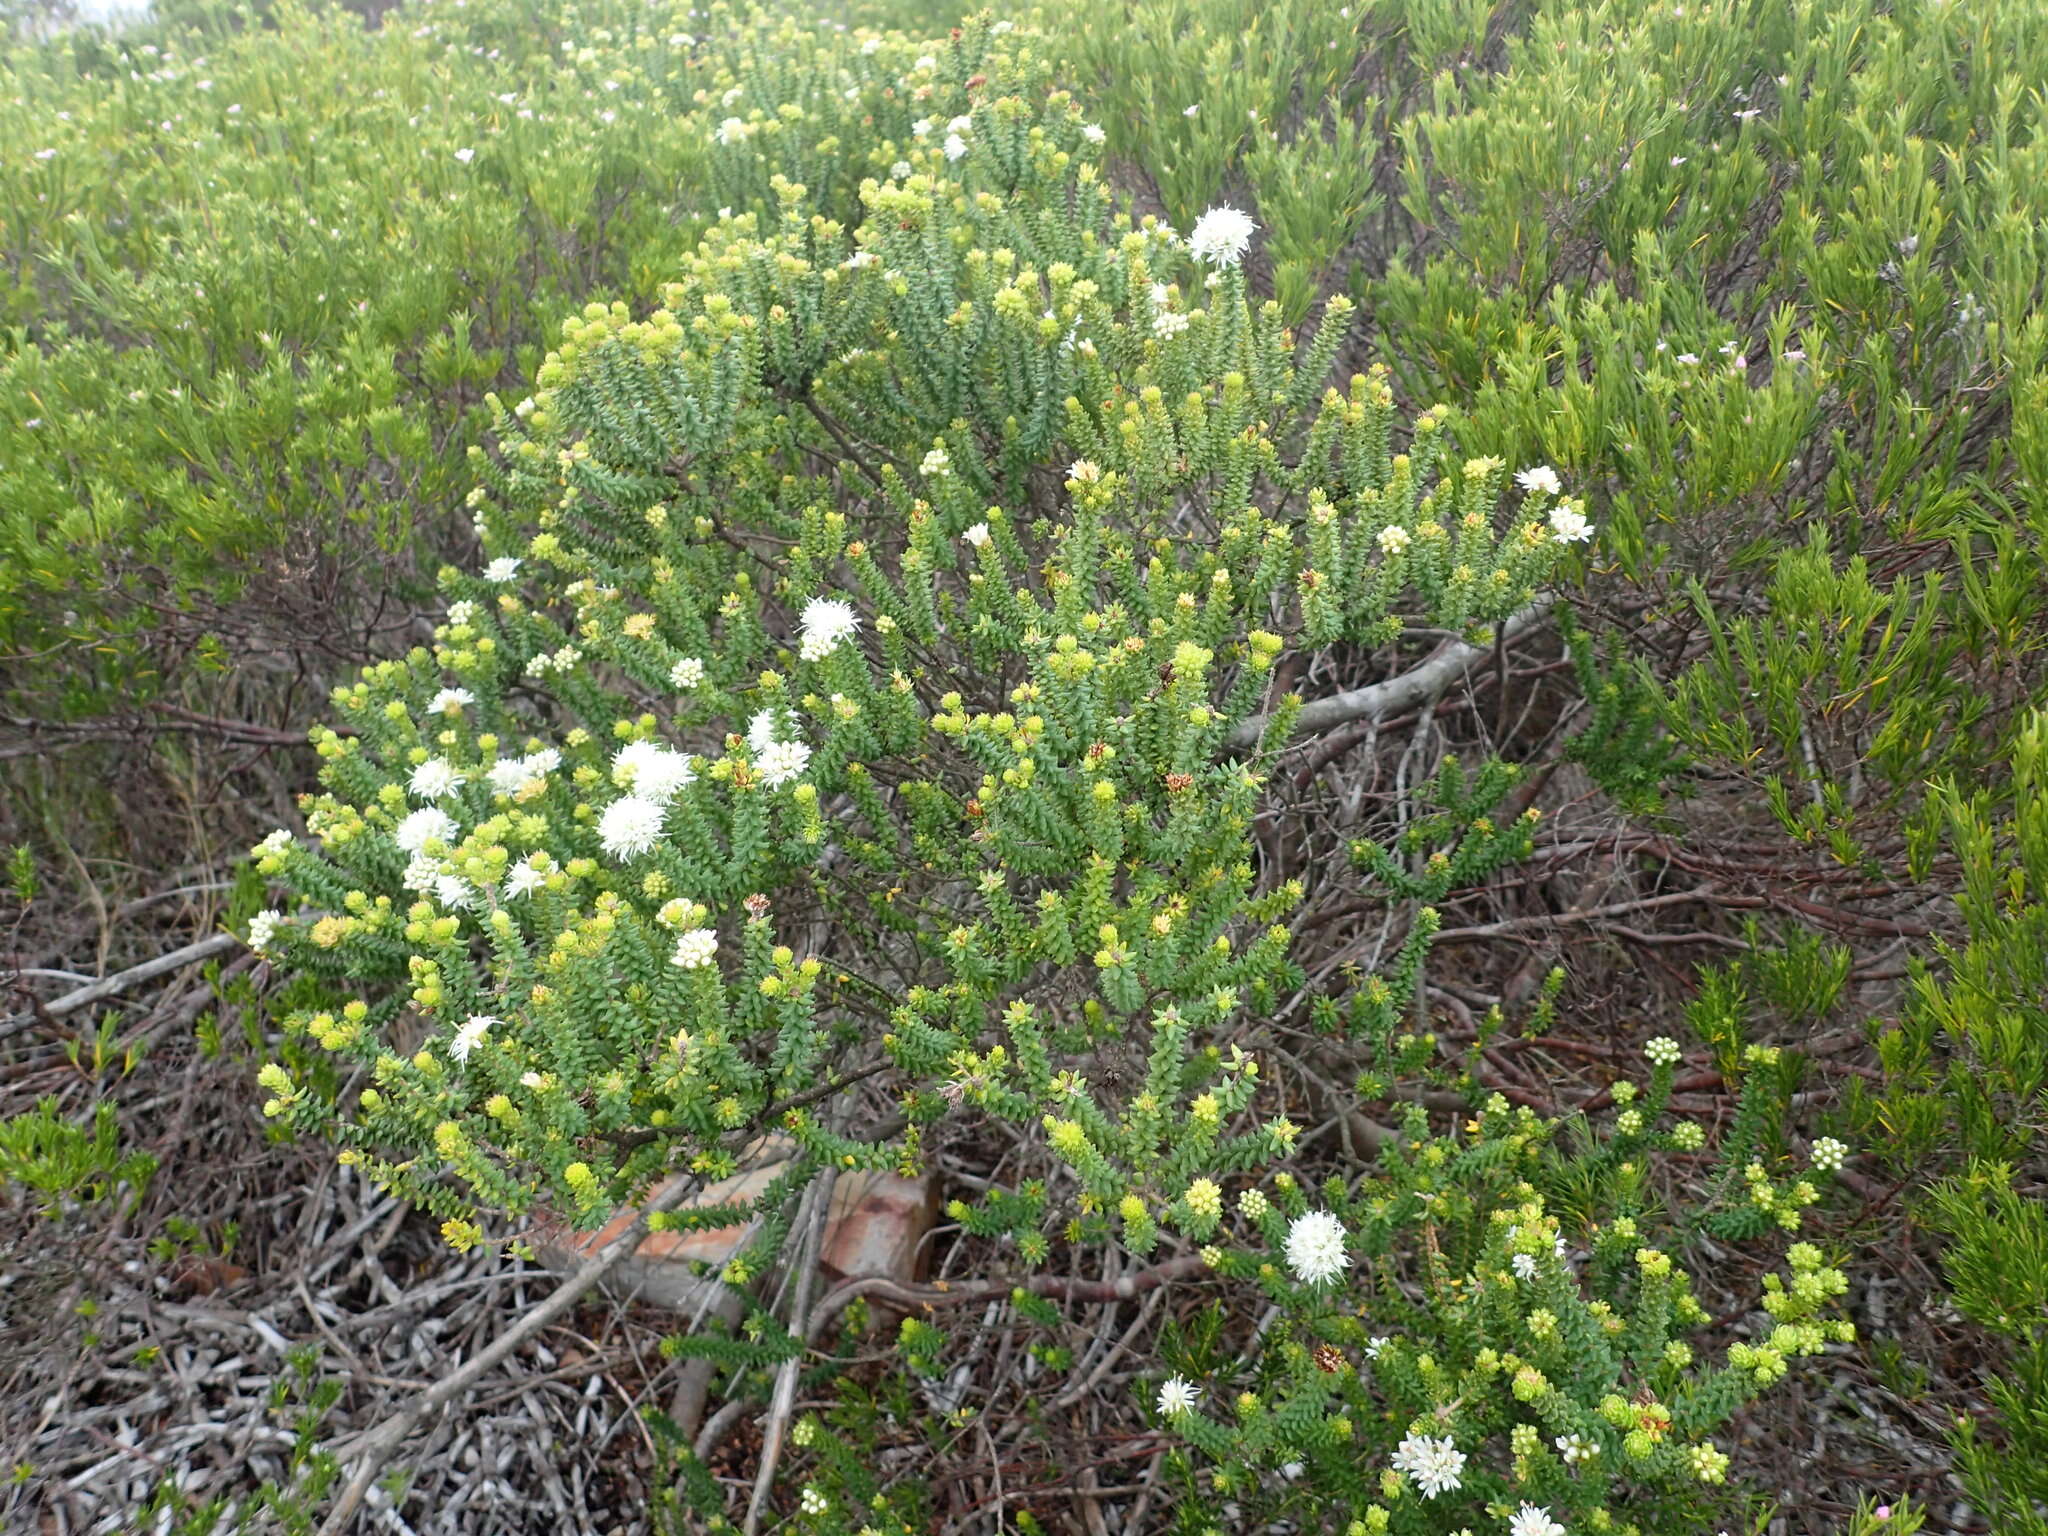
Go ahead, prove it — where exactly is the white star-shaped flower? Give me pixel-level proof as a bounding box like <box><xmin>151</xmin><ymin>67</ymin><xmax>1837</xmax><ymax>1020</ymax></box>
<box><xmin>449</xmin><ymin>1014</ymin><xmax>494</xmax><ymax>1062</ymax></box>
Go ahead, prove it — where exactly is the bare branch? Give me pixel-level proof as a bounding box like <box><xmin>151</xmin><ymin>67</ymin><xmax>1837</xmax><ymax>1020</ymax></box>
<box><xmin>1225</xmin><ymin>604</ymin><xmax>1549</xmax><ymax>752</ymax></box>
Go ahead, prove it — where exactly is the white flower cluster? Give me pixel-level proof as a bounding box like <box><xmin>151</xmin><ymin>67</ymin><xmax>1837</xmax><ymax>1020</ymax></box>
<box><xmin>246</xmin><ymin>908</ymin><xmax>284</xmax><ymax>955</ymax></box>
<box><xmin>1645</xmin><ymin>1035</ymin><xmax>1683</xmax><ymax>1066</ymax></box>
<box><xmin>408</xmin><ymin>756</ymin><xmax>462</xmax><ymax>800</ymax></box>
<box><xmin>798</xmin><ymin>596</ymin><xmax>860</xmax><ymax>662</ymax></box>
<box><xmin>1283</xmin><ymin>1209</ymin><xmax>1348</xmax><ymax>1285</ymax></box>
<box><xmin>395</xmin><ymin>806</ymin><xmax>457</xmax><ymax>854</ymax></box>
<box><xmin>1515</xmin><ymin>464</ymin><xmax>1563</xmax><ymax>496</ymax></box>
<box><xmin>482</xmin><ymin>749</ymin><xmax>555</xmax><ymax>799</ymax></box>
<box><xmin>1548</xmin><ymin>500</ymin><xmax>1595</xmax><ymax>544</ymax></box>
<box><xmin>746</xmin><ymin>708</ymin><xmax>813</xmax><ymax>788</ymax></box>
<box><xmin>598</xmin><ymin>740</ymin><xmax>696</xmax><ymax>861</ymax></box>
<box><xmin>1555</xmin><ymin>1432</ymin><xmax>1596</xmax><ymax>1465</ymax></box>
<box><xmin>671</xmin><ymin>927</ymin><xmax>718</xmax><ymax>968</ymax></box>
<box><xmin>1187</xmin><ymin>204</ymin><xmax>1257</xmax><ymax>268</ymax></box>
<box><xmin>612</xmin><ymin>740</ymin><xmax>695</xmax><ymax>801</ymax></box>
<box><xmin>1508</xmin><ymin>1505</ymin><xmax>1565</xmax><ymax>1536</ymax></box>
<box><xmin>1810</xmin><ymin>1136</ymin><xmax>1849</xmax><ymax>1173</ymax></box>
<box><xmin>1389</xmin><ymin>1432</ymin><xmax>1465</xmax><ymax>1498</ymax></box>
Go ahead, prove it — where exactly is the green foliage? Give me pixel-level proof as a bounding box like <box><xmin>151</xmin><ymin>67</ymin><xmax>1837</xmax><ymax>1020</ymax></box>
<box><xmin>0</xmin><ymin>0</ymin><xmax>925</xmax><ymax>717</ymax></box>
<box><xmin>0</xmin><ymin>1096</ymin><xmax>157</xmax><ymax>1215</ymax></box>
<box><xmin>1853</xmin><ymin>708</ymin><xmax>2048</xmax><ymax>1524</ymax></box>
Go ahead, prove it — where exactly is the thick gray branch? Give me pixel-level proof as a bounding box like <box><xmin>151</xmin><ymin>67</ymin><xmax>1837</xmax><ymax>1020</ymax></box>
<box><xmin>1225</xmin><ymin>604</ymin><xmax>1548</xmax><ymax>752</ymax></box>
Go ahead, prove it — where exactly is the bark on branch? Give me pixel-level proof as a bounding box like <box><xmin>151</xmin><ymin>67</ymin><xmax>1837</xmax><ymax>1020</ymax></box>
<box><xmin>1225</xmin><ymin>603</ymin><xmax>1549</xmax><ymax>752</ymax></box>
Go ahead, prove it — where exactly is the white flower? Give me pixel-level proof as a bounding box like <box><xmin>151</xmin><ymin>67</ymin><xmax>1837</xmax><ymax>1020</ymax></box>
<box><xmin>1555</xmin><ymin>1433</ymin><xmax>1596</xmax><ymax>1465</ymax></box>
<box><xmin>799</xmin><ymin>1487</ymin><xmax>828</xmax><ymax>1517</ymax></box>
<box><xmin>1183</xmin><ymin>103</ymin><xmax>1199</xmax><ymax>117</ymax></box>
<box><xmin>504</xmin><ymin>861</ymin><xmax>547</xmax><ymax>899</ymax></box>
<box><xmin>920</xmin><ymin>445</ymin><xmax>952</xmax><ymax>477</ymax></box>
<box><xmin>1548</xmin><ymin>503</ymin><xmax>1595</xmax><ymax>544</ymax></box>
<box><xmin>1810</xmin><ymin>1136</ymin><xmax>1849</xmax><ymax>1173</ymax></box>
<box><xmin>747</xmin><ymin>708</ymin><xmax>786</xmax><ymax>755</ymax></box>
<box><xmin>1156</xmin><ymin>1376</ymin><xmax>1201</xmax><ymax>1416</ymax></box>
<box><xmin>890</xmin><ymin>159</ymin><xmax>912</xmax><ymax>179</ymax></box>
<box><xmin>1068</xmin><ymin>459</ymin><xmax>1102</xmax><ymax>483</ymax></box>
<box><xmin>484</xmin><ymin>556</ymin><xmax>521</xmax><ymax>582</ymax></box>
<box><xmin>943</xmin><ymin>133</ymin><xmax>968</xmax><ymax>161</ymax></box>
<box><xmin>860</xmin><ymin>36</ymin><xmax>881</xmax><ymax>53</ymax></box>
<box><xmin>449</xmin><ymin>1014</ymin><xmax>494</xmax><ymax>1062</ymax></box>
<box><xmin>1188</xmin><ymin>205</ymin><xmax>1257</xmax><ymax>268</ymax></box>
<box><xmin>670</xmin><ymin>656</ymin><xmax>707</xmax><ymax>689</ymax></box>
<box><xmin>453</xmin><ymin>147</ymin><xmax>475</xmax><ymax>164</ymax></box>
<box><xmin>1508</xmin><ymin>1505</ymin><xmax>1566</xmax><ymax>1536</ymax></box>
<box><xmin>488</xmin><ymin>750</ymin><xmax>558</xmax><ymax>797</ymax></box>
<box><xmin>598</xmin><ymin>796</ymin><xmax>666</xmax><ymax>860</ymax></box>
<box><xmin>1515</xmin><ymin>465</ymin><xmax>1563</xmax><ymax>497</ymax></box>
<box><xmin>395</xmin><ymin>807</ymin><xmax>457</xmax><ymax>856</ymax></box>
<box><xmin>1670</xmin><ymin>155</ymin><xmax>1687</xmax><ymax>166</ymax></box>
<box><xmin>911</xmin><ymin>117</ymin><xmax>932</xmax><ymax>138</ymax></box>
<box><xmin>409</xmin><ymin>757</ymin><xmax>462</xmax><ymax>800</ymax></box>
<box><xmin>1365</xmin><ymin>1336</ymin><xmax>1389</xmax><ymax>1359</ymax></box>
<box><xmin>799</xmin><ymin>596</ymin><xmax>860</xmax><ymax>661</ymax></box>
<box><xmin>520</xmin><ymin>1070</ymin><xmax>545</xmax><ymax>1089</ymax></box>
<box><xmin>434</xmin><ymin>873</ymin><xmax>480</xmax><ymax>911</ymax></box>
<box><xmin>247</xmin><ymin>909</ymin><xmax>284</xmax><ymax>954</ymax></box>
<box><xmin>1513</xmin><ymin>1253</ymin><xmax>1539</xmax><ymax>1280</ymax></box>
<box><xmin>844</xmin><ymin>250</ymin><xmax>878</xmax><ymax>269</ymax></box>
<box><xmin>429</xmin><ymin>687</ymin><xmax>474</xmax><ymax>713</ymax></box>
<box><xmin>1378</xmin><ymin>524</ymin><xmax>1412</xmax><ymax>554</ymax></box>
<box><xmin>757</xmin><ymin>739</ymin><xmax>812</xmax><ymax>788</ymax></box>
<box><xmin>1645</xmin><ymin>1036</ymin><xmax>1682</xmax><ymax>1066</ymax></box>
<box><xmin>962</xmin><ymin>522</ymin><xmax>991</xmax><ymax>549</ymax></box>
<box><xmin>613</xmin><ymin>740</ymin><xmax>695</xmax><ymax>803</ymax></box>
<box><xmin>1283</xmin><ymin>1210</ymin><xmax>1349</xmax><ymax>1285</ymax></box>
<box><xmin>715</xmin><ymin>116</ymin><xmax>748</xmax><ymax>145</ymax></box>
<box><xmin>1675</xmin><ymin>351</ymin><xmax>1700</xmax><ymax>365</ymax></box>
<box><xmin>253</xmin><ymin>828</ymin><xmax>294</xmax><ymax>859</ymax></box>
<box><xmin>446</xmin><ymin>599</ymin><xmax>478</xmax><ymax>627</ymax></box>
<box><xmin>946</xmin><ymin>114</ymin><xmax>973</xmax><ymax>135</ymax></box>
<box><xmin>1081</xmin><ymin>123</ymin><xmax>1105</xmax><ymax>143</ymax></box>
<box><xmin>1390</xmin><ymin>1433</ymin><xmax>1466</xmax><ymax>1498</ymax></box>
<box><xmin>913</xmin><ymin>55</ymin><xmax>935</xmax><ymax>70</ymax></box>
<box><xmin>1153</xmin><ymin>309</ymin><xmax>1190</xmax><ymax>339</ymax></box>
<box><xmin>671</xmin><ymin>928</ymin><xmax>719</xmax><ymax>968</ymax></box>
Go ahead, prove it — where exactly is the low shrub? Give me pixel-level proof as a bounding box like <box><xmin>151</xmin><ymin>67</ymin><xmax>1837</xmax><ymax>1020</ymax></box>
<box><xmin>248</xmin><ymin>18</ymin><xmax>1849</xmax><ymax>1528</ymax></box>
